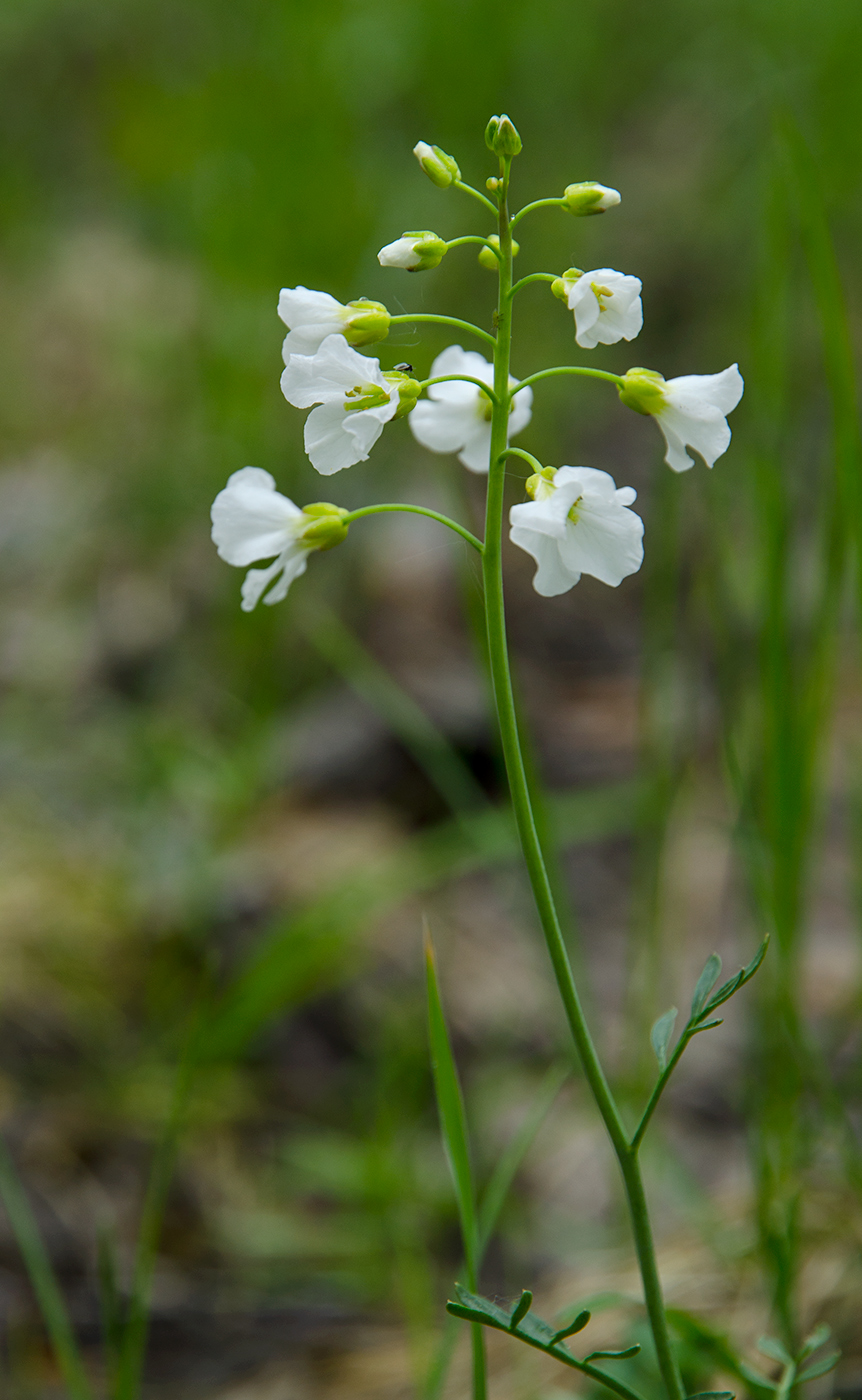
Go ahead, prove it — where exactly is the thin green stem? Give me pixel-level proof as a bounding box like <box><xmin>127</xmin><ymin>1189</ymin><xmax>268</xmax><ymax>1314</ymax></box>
<box><xmin>389</xmin><ymin>312</ymin><xmax>496</xmax><ymax>350</ymax></box>
<box><xmin>509</xmin><ymin>272</ymin><xmax>559</xmax><ymax>299</ymax></box>
<box><xmin>481</xmin><ymin>157</ymin><xmax>684</xmax><ymax>1400</ymax></box>
<box><xmin>499</xmin><ymin>446</ymin><xmax>544</xmax><ymax>475</ymax></box>
<box><xmin>510</xmin><ymin>197</ymin><xmax>566</xmax><ymax>228</ymax></box>
<box><xmin>454</xmin><ymin>179</ymin><xmax>498</xmax><ymax>214</ymax></box>
<box><xmin>630</xmin><ymin>1034</ymin><xmax>691</xmax><ymax>1152</ymax></box>
<box><xmin>514</xmin><ymin>364</ymin><xmax>624</xmax><ymax>399</ymax></box>
<box><xmin>421</xmin><ymin>374</ymin><xmax>498</xmax><ymax>406</ymax></box>
<box><xmin>446</xmin><ymin>235</ymin><xmax>497</xmax><ymax>256</ymax></box>
<box><xmin>343</xmin><ymin>503</ymin><xmax>484</xmax><ymax>554</ymax></box>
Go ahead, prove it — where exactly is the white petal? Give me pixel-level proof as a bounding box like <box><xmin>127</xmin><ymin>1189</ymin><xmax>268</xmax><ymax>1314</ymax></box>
<box><xmin>341</xmin><ymin>398</ymin><xmax>397</xmax><ymax>455</ymax></box>
<box><xmin>666</xmin><ymin>364</ymin><xmax>744</xmax><ymax>416</ymax></box>
<box><xmin>281</xmin><ymin>335</ymin><xmax>386</xmax><ymax>408</ymax></box>
<box><xmin>261</xmin><ymin>546</ymin><xmax>309</xmax><ymax>605</ymax></box>
<box><xmin>509</xmin><ymin>520</ymin><xmax>580</xmax><ymax>596</ymax></box>
<box><xmin>378</xmin><ymin>237</ymin><xmax>419</xmax><ymax>269</ymax></box>
<box><xmin>510</xmin><ymin>496</ymin><xmax>570</xmax><ymax>542</ymax></box>
<box><xmin>558</xmin><ymin>495</ymin><xmax>644</xmax><ymax>587</ymax></box>
<box><xmin>427</xmin><ymin>345</ymin><xmax>493</xmax><ymax>399</ymax></box>
<box><xmin>657</xmin><ymin>403</ymin><xmax>731</xmax><ymax>471</ymax></box>
<box><xmin>304</xmin><ymin>400</ymin><xmax>364</xmax><ymax>474</ymax></box>
<box><xmin>278</xmin><ymin>287</ymin><xmax>345</xmax><ymax>357</ymax></box>
<box><xmin>508</xmin><ymin>383</ymin><xmax>534</xmax><ymax>437</ymax></box>
<box><xmin>554</xmin><ymin>465</ymin><xmax>618</xmax><ymax>500</ymax></box>
<box><xmin>211</xmin><ymin>468</ymin><xmax>302</xmax><ymax>566</ymax></box>
<box><xmin>457</xmin><ymin>421</ymin><xmax>493</xmax><ymax>474</ymax></box>
<box><xmin>410</xmin><ymin>398</ymin><xmax>481</xmax><ymax>454</ymax></box>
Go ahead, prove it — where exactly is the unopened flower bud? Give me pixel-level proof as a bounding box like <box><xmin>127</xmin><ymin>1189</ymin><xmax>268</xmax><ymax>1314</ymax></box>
<box><xmin>478</xmin><ymin>234</ymin><xmax>520</xmax><ymax>271</ymax></box>
<box><xmin>299</xmin><ymin>503</ymin><xmax>350</xmax><ymax>551</ymax></box>
<box><xmin>378</xmin><ymin>231</ymin><xmax>448</xmax><ymax>272</ymax></box>
<box><xmin>485</xmin><ymin>114</ymin><xmax>522</xmax><ymax>157</ymax></box>
<box><xmin>383</xmin><ymin>370</ymin><xmax>423</xmax><ymax>419</ymax></box>
<box><xmin>342</xmin><ymin>298</ymin><xmax>390</xmax><ymax>348</ymax></box>
<box><xmin>551</xmin><ymin>268</ymin><xmax>583</xmax><ymax>302</ymax></box>
<box><xmin>562</xmin><ymin>182</ymin><xmax>621</xmax><ymax>216</ymax></box>
<box><xmin>413</xmin><ymin>141</ymin><xmax>461</xmax><ymax>188</ymax></box>
<box><xmin>617</xmin><ymin>367</ymin><xmax>668</xmax><ymax>416</ymax></box>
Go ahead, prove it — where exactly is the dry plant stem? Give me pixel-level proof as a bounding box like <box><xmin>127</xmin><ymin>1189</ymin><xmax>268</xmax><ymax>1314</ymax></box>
<box><xmin>481</xmin><ymin>156</ymin><xmax>685</xmax><ymax>1400</ymax></box>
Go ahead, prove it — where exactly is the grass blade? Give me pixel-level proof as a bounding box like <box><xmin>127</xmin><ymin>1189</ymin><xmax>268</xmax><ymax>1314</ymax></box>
<box><xmin>0</xmin><ymin>1137</ymin><xmax>94</xmax><ymax>1400</ymax></box>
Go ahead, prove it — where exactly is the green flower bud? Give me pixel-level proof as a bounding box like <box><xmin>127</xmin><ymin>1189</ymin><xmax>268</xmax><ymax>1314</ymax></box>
<box><xmin>378</xmin><ymin>231</ymin><xmax>448</xmax><ymax>272</ymax></box>
<box><xmin>478</xmin><ymin>234</ymin><xmax>520</xmax><ymax>271</ymax></box>
<box><xmin>383</xmin><ymin>370</ymin><xmax>423</xmax><ymax>419</ymax></box>
<box><xmin>562</xmin><ymin>182</ymin><xmax>621</xmax><ymax>216</ymax></box>
<box><xmin>485</xmin><ymin>114</ymin><xmax>522</xmax><ymax>157</ymax></box>
<box><xmin>342</xmin><ymin>298</ymin><xmax>390</xmax><ymax>348</ymax></box>
<box><xmin>551</xmin><ymin>268</ymin><xmax>583</xmax><ymax>302</ymax></box>
<box><xmin>300</xmin><ymin>503</ymin><xmax>350</xmax><ymax>552</ymax></box>
<box><xmin>413</xmin><ymin>141</ymin><xmax>461</xmax><ymax>188</ymax></box>
<box><xmin>618</xmin><ymin>367</ymin><xmax>668</xmax><ymax>417</ymax></box>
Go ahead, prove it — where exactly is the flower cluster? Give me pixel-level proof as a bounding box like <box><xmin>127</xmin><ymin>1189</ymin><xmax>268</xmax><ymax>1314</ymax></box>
<box><xmin>211</xmin><ymin>121</ymin><xmax>743</xmax><ymax>609</ymax></box>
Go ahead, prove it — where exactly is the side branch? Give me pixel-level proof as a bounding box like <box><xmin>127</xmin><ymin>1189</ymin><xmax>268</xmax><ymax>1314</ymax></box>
<box><xmin>509</xmin><ymin>273</ymin><xmax>558</xmax><ymax>299</ymax></box>
<box><xmin>389</xmin><ymin>312</ymin><xmax>496</xmax><ymax>350</ymax></box>
<box><xmin>512</xmin><ymin>365</ymin><xmax>624</xmax><ymax>400</ymax></box>
<box><xmin>499</xmin><ymin>447</ymin><xmax>544</xmax><ymax>475</ymax></box>
<box><xmin>422</xmin><ymin>374</ymin><xmax>499</xmax><ymax>407</ymax></box>
<box><xmin>343</xmin><ymin>503</ymin><xmax>484</xmax><ymax>554</ymax></box>
<box><xmin>510</xmin><ymin>197</ymin><xmax>566</xmax><ymax>228</ymax></box>
<box><xmin>454</xmin><ymin>179</ymin><xmax>499</xmax><ymax>215</ymax></box>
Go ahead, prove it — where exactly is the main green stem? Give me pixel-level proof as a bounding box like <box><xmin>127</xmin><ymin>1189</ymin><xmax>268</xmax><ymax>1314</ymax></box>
<box><xmin>481</xmin><ymin>157</ymin><xmax>684</xmax><ymax>1400</ymax></box>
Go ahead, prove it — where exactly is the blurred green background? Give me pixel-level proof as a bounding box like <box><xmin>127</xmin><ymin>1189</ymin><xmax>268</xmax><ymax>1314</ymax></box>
<box><xmin>0</xmin><ymin>0</ymin><xmax>861</xmax><ymax>1394</ymax></box>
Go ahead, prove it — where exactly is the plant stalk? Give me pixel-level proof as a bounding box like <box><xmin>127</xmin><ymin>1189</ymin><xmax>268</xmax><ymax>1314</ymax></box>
<box><xmin>481</xmin><ymin>155</ymin><xmax>684</xmax><ymax>1400</ymax></box>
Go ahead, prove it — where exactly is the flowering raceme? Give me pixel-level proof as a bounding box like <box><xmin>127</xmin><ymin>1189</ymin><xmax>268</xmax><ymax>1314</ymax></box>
<box><xmin>211</xmin><ymin>468</ymin><xmax>348</xmax><ymax>610</ymax></box>
<box><xmin>280</xmin><ymin>334</ymin><xmax>420</xmax><ymax>475</ymax></box>
<box><xmin>207</xmin><ymin>119</ymin><xmax>768</xmax><ymax>1400</ymax></box>
<box><xmin>509</xmin><ymin>466</ymin><xmax>644</xmax><ymax>596</ymax></box>
<box><xmin>409</xmin><ymin>345</ymin><xmax>533</xmax><ymax>473</ymax></box>
<box><xmin>619</xmin><ymin>364</ymin><xmax>744</xmax><ymax>471</ymax></box>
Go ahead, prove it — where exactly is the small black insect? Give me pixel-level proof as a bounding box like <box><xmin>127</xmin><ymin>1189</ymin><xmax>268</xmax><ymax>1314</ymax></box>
<box><xmin>393</xmin><ymin>363</ymin><xmax>414</xmax><ymax>374</ymax></box>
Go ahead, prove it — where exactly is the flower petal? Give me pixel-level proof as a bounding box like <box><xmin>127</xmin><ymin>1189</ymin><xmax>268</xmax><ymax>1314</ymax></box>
<box><xmin>410</xmin><ymin>398</ymin><xmax>481</xmax><ymax>453</ymax></box>
<box><xmin>508</xmin><ymin>383</ymin><xmax>534</xmax><ymax>437</ymax></box>
<box><xmin>558</xmin><ymin>495</ymin><xmax>644</xmax><ymax>587</ymax></box>
<box><xmin>281</xmin><ymin>334</ymin><xmax>386</xmax><ymax>408</ymax></box>
<box><xmin>260</xmin><ymin>546</ymin><xmax>309</xmax><ymax>605</ymax></box>
<box><xmin>457</xmin><ymin>421</ymin><xmax>493</xmax><ymax>474</ymax></box>
<box><xmin>278</xmin><ymin>287</ymin><xmax>345</xmax><ymax>358</ymax></box>
<box><xmin>211</xmin><ymin>467</ymin><xmax>302</xmax><ymax>566</ymax></box>
<box><xmin>510</xmin><ymin>518</ymin><xmax>580</xmax><ymax>596</ymax></box>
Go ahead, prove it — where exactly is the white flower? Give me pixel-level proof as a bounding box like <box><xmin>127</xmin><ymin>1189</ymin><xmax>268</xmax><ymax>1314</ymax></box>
<box><xmin>278</xmin><ymin>287</ymin><xmax>390</xmax><ymax>357</ymax></box>
<box><xmin>555</xmin><ymin>268</ymin><xmax>643</xmax><ymax>348</ymax></box>
<box><xmin>211</xmin><ymin>468</ymin><xmax>348</xmax><ymax>611</ymax></box>
<box><xmin>618</xmin><ymin>364</ymin><xmax>744</xmax><ymax>472</ymax></box>
<box><xmin>280</xmin><ymin>334</ymin><xmax>409</xmax><ymax>475</ymax></box>
<box><xmin>408</xmin><ymin>345</ymin><xmax>533</xmax><ymax>474</ymax></box>
<box><xmin>377</xmin><ymin>230</ymin><xmax>447</xmax><ymax>272</ymax></box>
<box><xmin>509</xmin><ymin>465</ymin><xmax>644</xmax><ymax>597</ymax></box>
